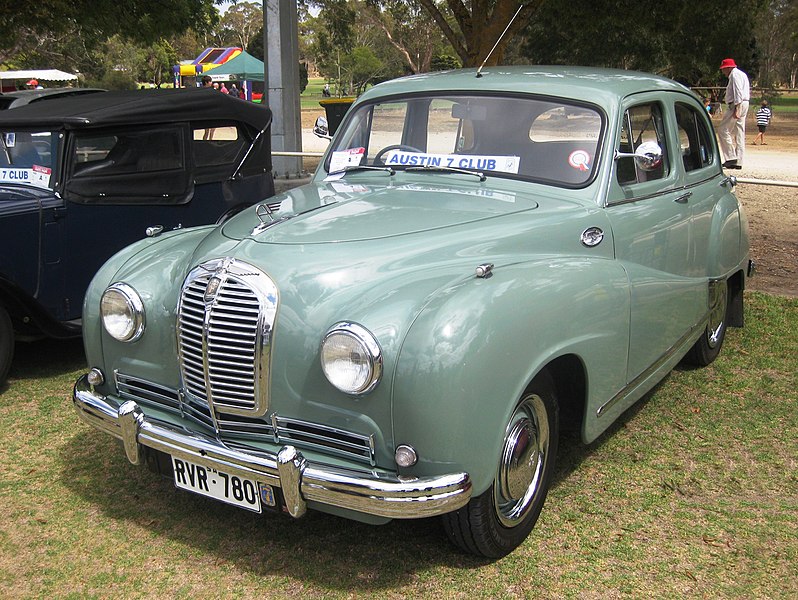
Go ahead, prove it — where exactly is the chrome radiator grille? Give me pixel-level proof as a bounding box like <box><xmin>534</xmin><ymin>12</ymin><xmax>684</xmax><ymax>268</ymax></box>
<box><xmin>114</xmin><ymin>372</ymin><xmax>376</xmax><ymax>466</ymax></box>
<box><xmin>177</xmin><ymin>258</ymin><xmax>278</xmax><ymax>418</ymax></box>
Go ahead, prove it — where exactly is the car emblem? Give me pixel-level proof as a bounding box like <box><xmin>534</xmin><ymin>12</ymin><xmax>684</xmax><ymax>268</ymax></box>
<box><xmin>204</xmin><ymin>276</ymin><xmax>222</xmax><ymax>303</ymax></box>
<box><xmin>581</xmin><ymin>227</ymin><xmax>604</xmax><ymax>247</ymax></box>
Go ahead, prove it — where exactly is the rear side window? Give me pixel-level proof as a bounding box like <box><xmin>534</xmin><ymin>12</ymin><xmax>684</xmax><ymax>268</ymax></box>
<box><xmin>675</xmin><ymin>102</ymin><xmax>714</xmax><ymax>171</ymax></box>
<box><xmin>192</xmin><ymin>124</ymin><xmax>246</xmax><ymax>168</ymax></box>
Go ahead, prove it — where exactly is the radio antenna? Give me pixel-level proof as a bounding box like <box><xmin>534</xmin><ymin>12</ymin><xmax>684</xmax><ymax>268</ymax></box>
<box><xmin>476</xmin><ymin>4</ymin><xmax>525</xmax><ymax>78</ymax></box>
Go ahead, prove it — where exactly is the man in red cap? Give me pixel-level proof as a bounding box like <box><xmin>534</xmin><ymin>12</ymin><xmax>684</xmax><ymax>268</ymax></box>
<box><xmin>717</xmin><ymin>58</ymin><xmax>750</xmax><ymax>169</ymax></box>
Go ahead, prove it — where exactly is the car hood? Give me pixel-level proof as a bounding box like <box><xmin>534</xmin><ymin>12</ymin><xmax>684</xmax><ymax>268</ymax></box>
<box><xmin>220</xmin><ymin>177</ymin><xmax>540</xmax><ymax>243</ymax></box>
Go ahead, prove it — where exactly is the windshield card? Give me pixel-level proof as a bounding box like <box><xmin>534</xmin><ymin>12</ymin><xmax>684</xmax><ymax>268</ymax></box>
<box><xmin>385</xmin><ymin>151</ymin><xmax>521</xmax><ymax>174</ymax></box>
<box><xmin>329</xmin><ymin>147</ymin><xmax>365</xmax><ymax>172</ymax></box>
<box><xmin>0</xmin><ymin>166</ymin><xmax>51</xmax><ymax>189</ymax></box>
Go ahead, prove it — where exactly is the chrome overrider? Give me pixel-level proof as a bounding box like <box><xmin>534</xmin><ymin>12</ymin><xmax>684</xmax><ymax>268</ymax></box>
<box><xmin>73</xmin><ymin>374</ymin><xmax>473</xmax><ymax>519</ymax></box>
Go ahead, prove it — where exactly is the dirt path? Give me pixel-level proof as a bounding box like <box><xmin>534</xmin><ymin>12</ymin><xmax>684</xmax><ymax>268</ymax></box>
<box><xmin>727</xmin><ymin>124</ymin><xmax>798</xmax><ymax>298</ymax></box>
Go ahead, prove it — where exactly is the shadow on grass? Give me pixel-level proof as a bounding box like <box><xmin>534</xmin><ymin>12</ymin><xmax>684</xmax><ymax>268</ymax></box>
<box><xmin>5</xmin><ymin>336</ymin><xmax>85</xmax><ymax>383</ymax></box>
<box><xmin>60</xmin><ymin>431</ymin><xmax>494</xmax><ymax>591</ymax></box>
<box><xmin>58</xmin><ymin>377</ymin><xmax>671</xmax><ymax>591</ymax></box>
<box><xmin>550</xmin><ymin>376</ymin><xmax>668</xmax><ymax>493</ymax></box>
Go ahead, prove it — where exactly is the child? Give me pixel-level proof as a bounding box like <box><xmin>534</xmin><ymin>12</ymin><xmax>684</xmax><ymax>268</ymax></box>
<box><xmin>753</xmin><ymin>100</ymin><xmax>772</xmax><ymax>145</ymax></box>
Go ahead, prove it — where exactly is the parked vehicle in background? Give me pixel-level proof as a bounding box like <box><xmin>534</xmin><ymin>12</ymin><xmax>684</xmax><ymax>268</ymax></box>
<box><xmin>73</xmin><ymin>67</ymin><xmax>751</xmax><ymax>558</ymax></box>
<box><xmin>0</xmin><ymin>87</ymin><xmax>106</xmax><ymax>110</ymax></box>
<box><xmin>0</xmin><ymin>89</ymin><xmax>274</xmax><ymax>383</ymax></box>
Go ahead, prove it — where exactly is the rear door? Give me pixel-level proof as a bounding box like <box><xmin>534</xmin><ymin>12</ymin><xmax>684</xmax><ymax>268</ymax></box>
<box><xmin>605</xmin><ymin>94</ymin><xmax>704</xmax><ymax>383</ymax></box>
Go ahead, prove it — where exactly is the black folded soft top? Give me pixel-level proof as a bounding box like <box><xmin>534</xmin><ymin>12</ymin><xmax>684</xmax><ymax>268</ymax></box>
<box><xmin>0</xmin><ymin>88</ymin><xmax>272</xmax><ymax>132</ymax></box>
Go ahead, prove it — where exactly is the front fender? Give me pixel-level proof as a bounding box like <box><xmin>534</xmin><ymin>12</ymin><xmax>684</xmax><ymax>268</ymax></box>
<box><xmin>82</xmin><ymin>226</ymin><xmax>222</xmax><ymax>387</ymax></box>
<box><xmin>392</xmin><ymin>257</ymin><xmax>630</xmax><ymax>496</ymax></box>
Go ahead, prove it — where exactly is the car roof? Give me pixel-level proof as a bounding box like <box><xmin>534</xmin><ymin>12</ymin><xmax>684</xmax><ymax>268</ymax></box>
<box><xmin>0</xmin><ymin>88</ymin><xmax>272</xmax><ymax>131</ymax></box>
<box><xmin>0</xmin><ymin>87</ymin><xmax>106</xmax><ymax>109</ymax></box>
<box><xmin>358</xmin><ymin>66</ymin><xmax>694</xmax><ymax>107</ymax></box>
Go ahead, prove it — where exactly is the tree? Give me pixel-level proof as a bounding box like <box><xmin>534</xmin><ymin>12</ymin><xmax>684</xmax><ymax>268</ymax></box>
<box><xmin>216</xmin><ymin>1</ymin><xmax>264</xmax><ymax>48</ymax></box>
<box><xmin>0</xmin><ymin>0</ymin><xmax>219</xmax><ymax>66</ymax></box>
<box><xmin>413</xmin><ymin>0</ymin><xmax>545</xmax><ymax>67</ymax></box>
<box><xmin>754</xmin><ymin>0</ymin><xmax>798</xmax><ymax>87</ymax></box>
<box><xmin>363</xmin><ymin>0</ymin><xmax>446</xmax><ymax>73</ymax></box>
<box><xmin>519</xmin><ymin>0</ymin><xmax>766</xmax><ymax>85</ymax></box>
<box><xmin>246</xmin><ymin>27</ymin><xmax>310</xmax><ymax>93</ymax></box>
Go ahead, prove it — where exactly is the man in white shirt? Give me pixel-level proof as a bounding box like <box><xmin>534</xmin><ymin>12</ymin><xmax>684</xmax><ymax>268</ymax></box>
<box><xmin>717</xmin><ymin>58</ymin><xmax>750</xmax><ymax>169</ymax></box>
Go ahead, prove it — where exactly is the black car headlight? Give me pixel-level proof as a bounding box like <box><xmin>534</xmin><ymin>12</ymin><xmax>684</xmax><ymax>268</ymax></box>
<box><xmin>320</xmin><ymin>322</ymin><xmax>382</xmax><ymax>394</ymax></box>
<box><xmin>100</xmin><ymin>283</ymin><xmax>145</xmax><ymax>342</ymax></box>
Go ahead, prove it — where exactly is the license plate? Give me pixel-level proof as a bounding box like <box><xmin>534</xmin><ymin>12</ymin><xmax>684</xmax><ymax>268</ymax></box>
<box><xmin>172</xmin><ymin>456</ymin><xmax>273</xmax><ymax>513</ymax></box>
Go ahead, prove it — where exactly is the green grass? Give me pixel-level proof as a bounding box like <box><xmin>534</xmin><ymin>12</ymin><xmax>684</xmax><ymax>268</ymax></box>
<box><xmin>0</xmin><ymin>292</ymin><xmax>796</xmax><ymax>597</ymax></box>
<box><xmin>754</xmin><ymin>91</ymin><xmax>798</xmax><ymax>112</ymax></box>
<box><xmin>302</xmin><ymin>77</ymin><xmax>332</xmax><ymax>109</ymax></box>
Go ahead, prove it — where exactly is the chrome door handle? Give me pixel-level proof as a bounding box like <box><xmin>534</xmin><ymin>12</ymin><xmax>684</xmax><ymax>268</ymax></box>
<box><xmin>674</xmin><ymin>192</ymin><xmax>693</xmax><ymax>204</ymax></box>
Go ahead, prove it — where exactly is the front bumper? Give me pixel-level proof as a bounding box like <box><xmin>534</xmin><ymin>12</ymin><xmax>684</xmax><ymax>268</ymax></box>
<box><xmin>72</xmin><ymin>374</ymin><xmax>472</xmax><ymax>520</ymax></box>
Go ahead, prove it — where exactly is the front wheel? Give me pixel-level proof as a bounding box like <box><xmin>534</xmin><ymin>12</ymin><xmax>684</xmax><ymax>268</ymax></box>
<box><xmin>0</xmin><ymin>304</ymin><xmax>14</xmax><ymax>385</ymax></box>
<box><xmin>442</xmin><ymin>374</ymin><xmax>559</xmax><ymax>558</ymax></box>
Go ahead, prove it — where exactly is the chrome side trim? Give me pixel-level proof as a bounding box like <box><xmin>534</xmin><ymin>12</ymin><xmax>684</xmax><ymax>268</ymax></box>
<box><xmin>73</xmin><ymin>375</ymin><xmax>472</xmax><ymax>519</ymax></box>
<box><xmin>596</xmin><ymin>316</ymin><xmax>707</xmax><ymax>417</ymax></box>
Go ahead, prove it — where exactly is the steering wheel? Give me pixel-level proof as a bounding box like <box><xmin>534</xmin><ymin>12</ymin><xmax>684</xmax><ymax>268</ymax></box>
<box><xmin>373</xmin><ymin>144</ymin><xmax>423</xmax><ymax>165</ymax></box>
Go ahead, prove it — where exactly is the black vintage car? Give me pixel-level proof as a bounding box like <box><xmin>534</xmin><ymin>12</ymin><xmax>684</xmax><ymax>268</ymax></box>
<box><xmin>0</xmin><ymin>89</ymin><xmax>274</xmax><ymax>383</ymax></box>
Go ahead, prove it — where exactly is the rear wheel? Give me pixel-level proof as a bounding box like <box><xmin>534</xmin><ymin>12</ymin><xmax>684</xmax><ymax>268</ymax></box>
<box><xmin>442</xmin><ymin>374</ymin><xmax>559</xmax><ymax>558</ymax></box>
<box><xmin>0</xmin><ymin>304</ymin><xmax>14</xmax><ymax>385</ymax></box>
<box><xmin>684</xmin><ymin>279</ymin><xmax>728</xmax><ymax>367</ymax></box>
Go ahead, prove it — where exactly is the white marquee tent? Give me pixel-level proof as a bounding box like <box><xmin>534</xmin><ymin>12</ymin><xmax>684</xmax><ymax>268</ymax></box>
<box><xmin>0</xmin><ymin>69</ymin><xmax>78</xmax><ymax>83</ymax></box>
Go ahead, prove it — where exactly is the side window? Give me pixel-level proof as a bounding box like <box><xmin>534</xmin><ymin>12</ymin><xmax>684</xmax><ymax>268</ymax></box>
<box><xmin>66</xmin><ymin>126</ymin><xmax>191</xmax><ymax>205</ymax></box>
<box><xmin>426</xmin><ymin>99</ymin><xmax>460</xmax><ymax>154</ymax></box>
<box><xmin>72</xmin><ymin>127</ymin><xmax>183</xmax><ymax>178</ymax></box>
<box><xmin>192</xmin><ymin>124</ymin><xmax>246</xmax><ymax>168</ymax></box>
<box><xmin>617</xmin><ymin>103</ymin><xmax>668</xmax><ymax>185</ymax></box>
<box><xmin>675</xmin><ymin>102</ymin><xmax>714</xmax><ymax>172</ymax></box>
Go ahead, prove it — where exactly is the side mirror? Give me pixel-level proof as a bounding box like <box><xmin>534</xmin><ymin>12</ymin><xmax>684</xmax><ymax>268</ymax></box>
<box><xmin>313</xmin><ymin>116</ymin><xmax>331</xmax><ymax>141</ymax></box>
<box><xmin>614</xmin><ymin>141</ymin><xmax>663</xmax><ymax>172</ymax></box>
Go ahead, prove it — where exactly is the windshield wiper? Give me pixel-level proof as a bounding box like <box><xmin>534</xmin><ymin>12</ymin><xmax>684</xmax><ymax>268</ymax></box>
<box><xmin>406</xmin><ymin>165</ymin><xmax>487</xmax><ymax>182</ymax></box>
<box><xmin>328</xmin><ymin>164</ymin><xmax>395</xmax><ymax>177</ymax></box>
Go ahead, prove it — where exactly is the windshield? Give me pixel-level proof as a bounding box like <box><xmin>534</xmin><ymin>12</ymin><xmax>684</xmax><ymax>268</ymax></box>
<box><xmin>0</xmin><ymin>130</ymin><xmax>58</xmax><ymax>190</ymax></box>
<box><xmin>327</xmin><ymin>94</ymin><xmax>604</xmax><ymax>187</ymax></box>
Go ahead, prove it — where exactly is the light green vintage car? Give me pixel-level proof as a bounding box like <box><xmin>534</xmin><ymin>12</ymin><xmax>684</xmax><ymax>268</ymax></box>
<box><xmin>73</xmin><ymin>67</ymin><xmax>751</xmax><ymax>558</ymax></box>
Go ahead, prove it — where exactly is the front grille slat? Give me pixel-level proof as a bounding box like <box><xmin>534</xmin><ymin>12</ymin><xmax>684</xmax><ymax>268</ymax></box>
<box><xmin>114</xmin><ymin>371</ymin><xmax>376</xmax><ymax>466</ymax></box>
<box><xmin>177</xmin><ymin>260</ymin><xmax>269</xmax><ymax>414</ymax></box>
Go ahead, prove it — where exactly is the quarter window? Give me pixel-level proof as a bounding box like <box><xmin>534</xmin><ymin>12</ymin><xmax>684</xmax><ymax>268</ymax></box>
<box><xmin>675</xmin><ymin>102</ymin><xmax>714</xmax><ymax>171</ymax></box>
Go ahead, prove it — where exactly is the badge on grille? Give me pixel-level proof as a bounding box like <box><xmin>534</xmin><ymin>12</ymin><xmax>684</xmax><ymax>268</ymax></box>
<box><xmin>204</xmin><ymin>276</ymin><xmax>222</xmax><ymax>303</ymax></box>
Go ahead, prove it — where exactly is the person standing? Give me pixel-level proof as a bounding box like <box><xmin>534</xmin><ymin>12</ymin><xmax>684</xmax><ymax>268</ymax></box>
<box><xmin>201</xmin><ymin>75</ymin><xmax>213</xmax><ymax>88</ymax></box>
<box><xmin>752</xmin><ymin>100</ymin><xmax>772</xmax><ymax>145</ymax></box>
<box><xmin>717</xmin><ymin>58</ymin><xmax>750</xmax><ymax>169</ymax></box>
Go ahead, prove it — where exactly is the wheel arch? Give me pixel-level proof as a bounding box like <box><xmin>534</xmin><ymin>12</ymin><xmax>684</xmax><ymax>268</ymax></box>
<box><xmin>542</xmin><ymin>353</ymin><xmax>587</xmax><ymax>434</ymax></box>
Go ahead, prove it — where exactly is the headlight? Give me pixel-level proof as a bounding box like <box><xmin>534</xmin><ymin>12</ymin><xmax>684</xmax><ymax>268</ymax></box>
<box><xmin>320</xmin><ymin>322</ymin><xmax>382</xmax><ymax>394</ymax></box>
<box><xmin>100</xmin><ymin>283</ymin><xmax>145</xmax><ymax>342</ymax></box>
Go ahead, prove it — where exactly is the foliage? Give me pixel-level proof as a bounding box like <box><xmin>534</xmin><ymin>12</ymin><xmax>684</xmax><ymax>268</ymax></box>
<box><xmin>246</xmin><ymin>28</ymin><xmax>309</xmax><ymax>93</ymax></box>
<box><xmin>413</xmin><ymin>0</ymin><xmax>546</xmax><ymax>67</ymax></box>
<box><xmin>0</xmin><ymin>0</ymin><xmax>219</xmax><ymax>67</ymax></box>
<box><xmin>520</xmin><ymin>0</ymin><xmax>768</xmax><ymax>85</ymax></box>
<box><xmin>754</xmin><ymin>0</ymin><xmax>798</xmax><ymax>87</ymax></box>
<box><xmin>0</xmin><ymin>293</ymin><xmax>795</xmax><ymax>596</ymax></box>
<box><xmin>215</xmin><ymin>1</ymin><xmax>264</xmax><ymax>49</ymax></box>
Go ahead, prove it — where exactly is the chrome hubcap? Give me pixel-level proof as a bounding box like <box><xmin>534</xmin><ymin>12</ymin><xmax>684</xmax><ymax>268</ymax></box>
<box><xmin>494</xmin><ymin>393</ymin><xmax>549</xmax><ymax>527</ymax></box>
